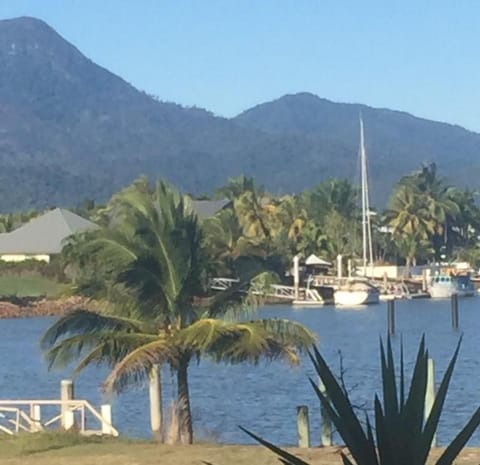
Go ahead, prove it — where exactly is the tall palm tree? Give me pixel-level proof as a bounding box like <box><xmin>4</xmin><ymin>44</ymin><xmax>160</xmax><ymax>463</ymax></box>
<box><xmin>215</xmin><ymin>175</ymin><xmax>259</xmax><ymax>200</ymax></box>
<box><xmin>201</xmin><ymin>208</ymin><xmax>263</xmax><ymax>276</ymax></box>
<box><xmin>42</xmin><ymin>179</ymin><xmax>315</xmax><ymax>444</ymax></box>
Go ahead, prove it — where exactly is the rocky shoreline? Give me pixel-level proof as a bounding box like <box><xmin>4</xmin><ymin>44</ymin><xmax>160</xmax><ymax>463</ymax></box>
<box><xmin>0</xmin><ymin>296</ymin><xmax>88</xmax><ymax>319</ymax></box>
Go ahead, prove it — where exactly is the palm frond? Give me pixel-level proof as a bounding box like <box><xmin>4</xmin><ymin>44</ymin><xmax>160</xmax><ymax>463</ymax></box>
<box><xmin>103</xmin><ymin>337</ymin><xmax>177</xmax><ymax>394</ymax></box>
<box><xmin>40</xmin><ymin>309</ymin><xmax>145</xmax><ymax>349</ymax></box>
<box><xmin>177</xmin><ymin>319</ymin><xmax>314</xmax><ymax>366</ymax></box>
<box><xmin>45</xmin><ymin>331</ymin><xmax>159</xmax><ymax>371</ymax></box>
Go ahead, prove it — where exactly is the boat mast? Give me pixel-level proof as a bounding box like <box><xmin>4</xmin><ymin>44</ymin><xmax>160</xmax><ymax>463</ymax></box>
<box><xmin>360</xmin><ymin>117</ymin><xmax>374</xmax><ymax>272</ymax></box>
<box><xmin>360</xmin><ymin>117</ymin><xmax>367</xmax><ymax>270</ymax></box>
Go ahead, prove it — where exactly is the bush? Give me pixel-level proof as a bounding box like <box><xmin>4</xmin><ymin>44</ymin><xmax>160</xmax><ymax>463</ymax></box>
<box><xmin>244</xmin><ymin>336</ymin><xmax>480</xmax><ymax>465</ymax></box>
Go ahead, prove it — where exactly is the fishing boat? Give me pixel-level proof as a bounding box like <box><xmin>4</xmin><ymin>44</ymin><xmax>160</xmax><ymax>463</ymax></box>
<box><xmin>428</xmin><ymin>273</ymin><xmax>476</xmax><ymax>299</ymax></box>
<box><xmin>334</xmin><ymin>118</ymin><xmax>380</xmax><ymax>306</ymax></box>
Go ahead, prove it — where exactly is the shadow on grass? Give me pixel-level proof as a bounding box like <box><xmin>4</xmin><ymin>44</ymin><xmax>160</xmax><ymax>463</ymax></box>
<box><xmin>0</xmin><ymin>431</ymin><xmax>121</xmax><ymax>457</ymax></box>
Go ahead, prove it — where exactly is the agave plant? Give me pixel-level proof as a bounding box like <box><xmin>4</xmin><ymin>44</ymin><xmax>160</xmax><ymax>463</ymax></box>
<box><xmin>243</xmin><ymin>336</ymin><xmax>480</xmax><ymax>465</ymax></box>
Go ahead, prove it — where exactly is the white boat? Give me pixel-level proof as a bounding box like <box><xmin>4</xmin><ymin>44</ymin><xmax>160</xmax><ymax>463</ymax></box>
<box><xmin>428</xmin><ymin>274</ymin><xmax>476</xmax><ymax>299</ymax></box>
<box><xmin>334</xmin><ymin>279</ymin><xmax>380</xmax><ymax>306</ymax></box>
<box><xmin>334</xmin><ymin>118</ymin><xmax>379</xmax><ymax>306</ymax></box>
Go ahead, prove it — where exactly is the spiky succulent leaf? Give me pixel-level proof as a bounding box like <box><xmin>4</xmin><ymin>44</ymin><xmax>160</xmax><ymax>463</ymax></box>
<box><xmin>240</xmin><ymin>427</ymin><xmax>310</xmax><ymax>465</ymax></box>
<box><xmin>435</xmin><ymin>406</ymin><xmax>480</xmax><ymax>465</ymax></box>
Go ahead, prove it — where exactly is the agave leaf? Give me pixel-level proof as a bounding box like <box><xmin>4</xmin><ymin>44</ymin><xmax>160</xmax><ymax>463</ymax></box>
<box><xmin>419</xmin><ymin>337</ymin><xmax>463</xmax><ymax>464</ymax></box>
<box><xmin>308</xmin><ymin>377</ymin><xmax>364</xmax><ymax>453</ymax></box>
<box><xmin>435</xmin><ymin>406</ymin><xmax>480</xmax><ymax>465</ymax></box>
<box><xmin>400</xmin><ymin>336</ymin><xmax>405</xmax><ymax>410</ymax></box>
<box><xmin>308</xmin><ymin>347</ymin><xmax>375</xmax><ymax>465</ymax></box>
<box><xmin>380</xmin><ymin>336</ymin><xmax>402</xmax><ymax>463</ymax></box>
<box><xmin>402</xmin><ymin>335</ymin><xmax>428</xmax><ymax>456</ymax></box>
<box><xmin>381</xmin><ymin>336</ymin><xmax>399</xmax><ymax>420</ymax></box>
<box><xmin>365</xmin><ymin>415</ymin><xmax>379</xmax><ymax>465</ymax></box>
<box><xmin>341</xmin><ymin>454</ymin><xmax>356</xmax><ymax>465</ymax></box>
<box><xmin>374</xmin><ymin>395</ymin><xmax>388</xmax><ymax>465</ymax></box>
<box><xmin>239</xmin><ymin>427</ymin><xmax>310</xmax><ymax>465</ymax></box>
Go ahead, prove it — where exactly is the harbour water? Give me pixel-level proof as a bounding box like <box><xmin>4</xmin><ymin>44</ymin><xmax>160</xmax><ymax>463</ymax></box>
<box><xmin>0</xmin><ymin>298</ymin><xmax>479</xmax><ymax>445</ymax></box>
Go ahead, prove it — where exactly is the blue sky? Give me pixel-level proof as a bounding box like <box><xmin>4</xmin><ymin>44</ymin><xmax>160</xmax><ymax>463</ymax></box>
<box><xmin>1</xmin><ymin>1</ymin><xmax>479</xmax><ymax>130</ymax></box>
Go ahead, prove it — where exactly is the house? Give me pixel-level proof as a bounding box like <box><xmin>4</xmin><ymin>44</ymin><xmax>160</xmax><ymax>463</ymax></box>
<box><xmin>191</xmin><ymin>199</ymin><xmax>232</xmax><ymax>220</ymax></box>
<box><xmin>0</xmin><ymin>208</ymin><xmax>97</xmax><ymax>263</ymax></box>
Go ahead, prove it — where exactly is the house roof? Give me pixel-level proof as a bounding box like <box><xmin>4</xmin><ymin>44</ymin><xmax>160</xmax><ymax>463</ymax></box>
<box><xmin>191</xmin><ymin>199</ymin><xmax>232</xmax><ymax>220</ymax></box>
<box><xmin>0</xmin><ymin>208</ymin><xmax>97</xmax><ymax>255</ymax></box>
<box><xmin>305</xmin><ymin>254</ymin><xmax>332</xmax><ymax>266</ymax></box>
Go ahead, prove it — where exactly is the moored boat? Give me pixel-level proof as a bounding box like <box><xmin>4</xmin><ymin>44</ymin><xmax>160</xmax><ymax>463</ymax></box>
<box><xmin>428</xmin><ymin>273</ymin><xmax>476</xmax><ymax>299</ymax></box>
<box><xmin>334</xmin><ymin>279</ymin><xmax>380</xmax><ymax>306</ymax></box>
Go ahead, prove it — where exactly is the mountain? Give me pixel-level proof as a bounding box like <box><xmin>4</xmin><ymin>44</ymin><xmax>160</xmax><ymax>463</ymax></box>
<box><xmin>0</xmin><ymin>16</ymin><xmax>304</xmax><ymax>210</ymax></box>
<box><xmin>234</xmin><ymin>93</ymin><xmax>480</xmax><ymax>203</ymax></box>
<box><xmin>0</xmin><ymin>17</ymin><xmax>479</xmax><ymax>211</ymax></box>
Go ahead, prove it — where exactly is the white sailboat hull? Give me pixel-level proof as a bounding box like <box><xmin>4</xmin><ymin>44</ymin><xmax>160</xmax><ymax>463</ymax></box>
<box><xmin>334</xmin><ymin>288</ymin><xmax>380</xmax><ymax>306</ymax></box>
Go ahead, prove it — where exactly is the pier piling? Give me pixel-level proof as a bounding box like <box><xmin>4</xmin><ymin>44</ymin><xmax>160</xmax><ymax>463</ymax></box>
<box><xmin>296</xmin><ymin>405</ymin><xmax>311</xmax><ymax>448</ymax></box>
<box><xmin>451</xmin><ymin>294</ymin><xmax>459</xmax><ymax>330</ymax></box>
<box><xmin>319</xmin><ymin>379</ymin><xmax>333</xmax><ymax>447</ymax></box>
<box><xmin>387</xmin><ymin>299</ymin><xmax>395</xmax><ymax>335</ymax></box>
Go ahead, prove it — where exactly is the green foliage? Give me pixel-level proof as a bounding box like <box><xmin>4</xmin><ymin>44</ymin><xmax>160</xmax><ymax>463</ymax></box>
<box><xmin>42</xmin><ymin>178</ymin><xmax>316</xmax><ymax>444</ymax></box>
<box><xmin>244</xmin><ymin>336</ymin><xmax>480</xmax><ymax>465</ymax></box>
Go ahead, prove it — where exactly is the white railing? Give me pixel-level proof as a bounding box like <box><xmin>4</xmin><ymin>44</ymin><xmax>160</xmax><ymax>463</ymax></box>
<box><xmin>210</xmin><ymin>277</ymin><xmax>240</xmax><ymax>290</ymax></box>
<box><xmin>0</xmin><ymin>400</ymin><xmax>118</xmax><ymax>436</ymax></box>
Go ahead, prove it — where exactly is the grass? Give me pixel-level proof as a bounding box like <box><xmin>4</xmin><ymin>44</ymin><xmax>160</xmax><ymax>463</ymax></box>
<box><xmin>1</xmin><ymin>433</ymin><xmax>480</xmax><ymax>465</ymax></box>
<box><xmin>0</xmin><ymin>432</ymin><xmax>342</xmax><ymax>465</ymax></box>
<box><xmin>0</xmin><ymin>276</ymin><xmax>69</xmax><ymax>298</ymax></box>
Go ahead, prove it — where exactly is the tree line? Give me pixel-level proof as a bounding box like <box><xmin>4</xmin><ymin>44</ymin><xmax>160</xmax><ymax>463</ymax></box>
<box><xmin>28</xmin><ymin>163</ymin><xmax>480</xmax><ymax>444</ymax></box>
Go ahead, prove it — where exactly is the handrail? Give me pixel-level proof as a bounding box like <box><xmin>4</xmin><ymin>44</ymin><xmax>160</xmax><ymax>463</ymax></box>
<box><xmin>0</xmin><ymin>400</ymin><xmax>118</xmax><ymax>437</ymax></box>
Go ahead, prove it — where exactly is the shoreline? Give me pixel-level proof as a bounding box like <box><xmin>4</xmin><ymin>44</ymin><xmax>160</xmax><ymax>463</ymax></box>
<box><xmin>0</xmin><ymin>296</ymin><xmax>87</xmax><ymax>319</ymax></box>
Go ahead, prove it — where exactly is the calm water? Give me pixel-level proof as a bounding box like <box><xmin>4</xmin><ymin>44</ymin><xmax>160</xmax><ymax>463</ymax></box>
<box><xmin>1</xmin><ymin>298</ymin><xmax>480</xmax><ymax>445</ymax></box>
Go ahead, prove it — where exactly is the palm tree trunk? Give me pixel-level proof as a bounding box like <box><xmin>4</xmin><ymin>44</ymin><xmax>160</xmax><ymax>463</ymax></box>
<box><xmin>149</xmin><ymin>364</ymin><xmax>163</xmax><ymax>442</ymax></box>
<box><xmin>177</xmin><ymin>353</ymin><xmax>193</xmax><ymax>444</ymax></box>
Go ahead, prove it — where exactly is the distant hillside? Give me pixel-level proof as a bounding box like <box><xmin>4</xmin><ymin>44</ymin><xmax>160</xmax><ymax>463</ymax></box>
<box><xmin>0</xmin><ymin>17</ymin><xmax>479</xmax><ymax>211</ymax></box>
<box><xmin>234</xmin><ymin>93</ymin><xmax>480</xmax><ymax>203</ymax></box>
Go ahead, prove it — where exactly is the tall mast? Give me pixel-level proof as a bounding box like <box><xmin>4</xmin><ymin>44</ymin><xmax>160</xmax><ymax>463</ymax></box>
<box><xmin>360</xmin><ymin>116</ymin><xmax>374</xmax><ymax>272</ymax></box>
<box><xmin>360</xmin><ymin>117</ymin><xmax>367</xmax><ymax>270</ymax></box>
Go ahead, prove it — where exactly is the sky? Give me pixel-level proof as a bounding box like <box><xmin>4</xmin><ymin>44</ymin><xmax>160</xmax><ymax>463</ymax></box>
<box><xmin>0</xmin><ymin>1</ymin><xmax>479</xmax><ymax>130</ymax></box>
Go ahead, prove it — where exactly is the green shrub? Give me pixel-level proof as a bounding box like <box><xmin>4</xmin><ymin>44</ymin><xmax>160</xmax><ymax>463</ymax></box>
<box><xmin>243</xmin><ymin>336</ymin><xmax>480</xmax><ymax>465</ymax></box>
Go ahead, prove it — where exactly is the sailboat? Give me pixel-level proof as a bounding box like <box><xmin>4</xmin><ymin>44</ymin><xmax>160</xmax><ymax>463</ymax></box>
<box><xmin>334</xmin><ymin>118</ymin><xmax>380</xmax><ymax>306</ymax></box>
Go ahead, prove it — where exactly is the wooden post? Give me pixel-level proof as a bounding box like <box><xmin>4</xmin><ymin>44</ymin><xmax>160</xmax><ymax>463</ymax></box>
<box><xmin>319</xmin><ymin>380</ymin><xmax>333</xmax><ymax>447</ymax></box>
<box><xmin>451</xmin><ymin>293</ymin><xmax>459</xmax><ymax>330</ymax></box>
<box><xmin>293</xmin><ymin>255</ymin><xmax>300</xmax><ymax>301</ymax></box>
<box><xmin>422</xmin><ymin>269</ymin><xmax>428</xmax><ymax>292</ymax></box>
<box><xmin>337</xmin><ymin>255</ymin><xmax>343</xmax><ymax>279</ymax></box>
<box><xmin>387</xmin><ymin>299</ymin><xmax>395</xmax><ymax>335</ymax></box>
<box><xmin>425</xmin><ymin>358</ymin><xmax>437</xmax><ymax>446</ymax></box>
<box><xmin>297</xmin><ymin>405</ymin><xmax>311</xmax><ymax>448</ymax></box>
<box><xmin>101</xmin><ymin>404</ymin><xmax>113</xmax><ymax>435</ymax></box>
<box><xmin>30</xmin><ymin>404</ymin><xmax>42</xmax><ymax>432</ymax></box>
<box><xmin>60</xmin><ymin>379</ymin><xmax>74</xmax><ymax>429</ymax></box>
<box><xmin>149</xmin><ymin>364</ymin><xmax>163</xmax><ymax>442</ymax></box>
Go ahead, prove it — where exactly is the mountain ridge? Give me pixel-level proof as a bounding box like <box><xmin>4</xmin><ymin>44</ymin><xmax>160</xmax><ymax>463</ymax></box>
<box><xmin>0</xmin><ymin>16</ymin><xmax>478</xmax><ymax>211</ymax></box>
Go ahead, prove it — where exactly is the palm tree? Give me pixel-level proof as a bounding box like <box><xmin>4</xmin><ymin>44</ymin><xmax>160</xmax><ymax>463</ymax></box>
<box><xmin>215</xmin><ymin>175</ymin><xmax>259</xmax><ymax>200</ymax></box>
<box><xmin>201</xmin><ymin>208</ymin><xmax>263</xmax><ymax>276</ymax></box>
<box><xmin>42</xmin><ymin>179</ymin><xmax>315</xmax><ymax>444</ymax></box>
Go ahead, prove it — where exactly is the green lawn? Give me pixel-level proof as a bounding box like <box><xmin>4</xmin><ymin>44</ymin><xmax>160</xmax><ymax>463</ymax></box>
<box><xmin>0</xmin><ymin>433</ymin><xmax>479</xmax><ymax>465</ymax></box>
<box><xmin>0</xmin><ymin>275</ymin><xmax>69</xmax><ymax>298</ymax></box>
<box><xmin>0</xmin><ymin>433</ymin><xmax>341</xmax><ymax>465</ymax></box>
